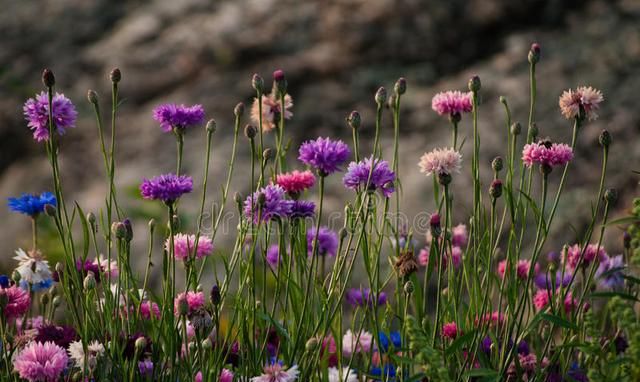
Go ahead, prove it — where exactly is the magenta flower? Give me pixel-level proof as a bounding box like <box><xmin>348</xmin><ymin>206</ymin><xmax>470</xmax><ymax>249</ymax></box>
<box><xmin>13</xmin><ymin>341</ymin><xmax>68</xmax><ymax>382</ymax></box>
<box><xmin>563</xmin><ymin>243</ymin><xmax>607</xmax><ymax>270</ymax></box>
<box><xmin>243</xmin><ymin>184</ymin><xmax>293</xmax><ymax>223</ymax></box>
<box><xmin>451</xmin><ymin>224</ymin><xmax>468</xmax><ymax>247</ymax></box>
<box><xmin>497</xmin><ymin>259</ymin><xmax>538</xmax><ymax>280</ymax></box>
<box><xmin>140</xmin><ymin>300</ymin><xmax>161</xmax><ymax>320</ymax></box>
<box><xmin>533</xmin><ymin>290</ymin><xmax>550</xmax><ymax>311</ymax></box>
<box><xmin>153</xmin><ymin>103</ymin><xmax>205</xmax><ymax>132</ymax></box>
<box><xmin>298</xmin><ymin>137</ymin><xmax>351</xmax><ymax>176</ymax></box>
<box><xmin>276</xmin><ymin>170</ymin><xmax>316</xmax><ymax>195</ymax></box>
<box><xmin>559</xmin><ymin>86</ymin><xmax>603</xmax><ymax>121</ymax></box>
<box><xmin>1</xmin><ymin>285</ymin><xmax>30</xmax><ymax>320</ymax></box>
<box><xmin>174</xmin><ymin>291</ymin><xmax>205</xmax><ymax>316</ymax></box>
<box><xmin>431</xmin><ymin>90</ymin><xmax>472</xmax><ymax>118</ymax></box>
<box><xmin>343</xmin><ymin>156</ymin><xmax>396</xmax><ymax>197</ymax></box>
<box><xmin>219</xmin><ymin>369</ymin><xmax>234</xmax><ymax>382</ymax></box>
<box><xmin>522</xmin><ymin>141</ymin><xmax>573</xmax><ymax>169</ymax></box>
<box><xmin>441</xmin><ymin>322</ymin><xmax>459</xmax><ymax>340</ymax></box>
<box><xmin>165</xmin><ymin>233</ymin><xmax>214</xmax><ymax>260</ymax></box>
<box><xmin>307</xmin><ymin>226</ymin><xmax>339</xmax><ymax>257</ymax></box>
<box><xmin>418</xmin><ymin>147</ymin><xmax>462</xmax><ymax>176</ymax></box>
<box><xmin>140</xmin><ymin>173</ymin><xmax>193</xmax><ymax>204</ymax></box>
<box><xmin>23</xmin><ymin>91</ymin><xmax>77</xmax><ymax>142</ymax></box>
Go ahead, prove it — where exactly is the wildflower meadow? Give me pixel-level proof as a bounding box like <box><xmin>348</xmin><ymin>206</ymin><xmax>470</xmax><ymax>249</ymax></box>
<box><xmin>3</xmin><ymin>43</ymin><xmax>640</xmax><ymax>382</ymax></box>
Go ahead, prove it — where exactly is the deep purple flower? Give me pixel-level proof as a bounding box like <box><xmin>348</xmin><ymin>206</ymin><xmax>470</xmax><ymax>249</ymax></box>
<box><xmin>534</xmin><ymin>272</ymin><xmax>572</xmax><ymax>290</ymax></box>
<box><xmin>243</xmin><ymin>184</ymin><xmax>293</xmax><ymax>223</ymax></box>
<box><xmin>152</xmin><ymin>103</ymin><xmax>205</xmax><ymax>132</ymax></box>
<box><xmin>596</xmin><ymin>255</ymin><xmax>625</xmax><ymax>290</ymax></box>
<box><xmin>138</xmin><ymin>359</ymin><xmax>154</xmax><ymax>378</ymax></box>
<box><xmin>480</xmin><ymin>336</ymin><xmax>492</xmax><ymax>354</ymax></box>
<box><xmin>140</xmin><ymin>173</ymin><xmax>193</xmax><ymax>204</ymax></box>
<box><xmin>266</xmin><ymin>245</ymin><xmax>281</xmax><ymax>268</ymax></box>
<box><xmin>307</xmin><ymin>226</ymin><xmax>338</xmax><ymax>257</ymax></box>
<box><xmin>567</xmin><ymin>362</ymin><xmax>588</xmax><ymax>382</ymax></box>
<box><xmin>289</xmin><ymin>200</ymin><xmax>315</xmax><ymax>219</ymax></box>
<box><xmin>34</xmin><ymin>324</ymin><xmax>78</xmax><ymax>349</ymax></box>
<box><xmin>298</xmin><ymin>137</ymin><xmax>351</xmax><ymax>176</ymax></box>
<box><xmin>23</xmin><ymin>92</ymin><xmax>77</xmax><ymax>141</ymax></box>
<box><xmin>517</xmin><ymin>340</ymin><xmax>530</xmax><ymax>355</ymax></box>
<box><xmin>124</xmin><ymin>333</ymin><xmax>152</xmax><ymax>360</ymax></box>
<box><xmin>76</xmin><ymin>259</ymin><xmax>102</xmax><ymax>283</ymax></box>
<box><xmin>343</xmin><ymin>156</ymin><xmax>396</xmax><ymax>197</ymax></box>
<box><xmin>345</xmin><ymin>288</ymin><xmax>387</xmax><ymax>308</ymax></box>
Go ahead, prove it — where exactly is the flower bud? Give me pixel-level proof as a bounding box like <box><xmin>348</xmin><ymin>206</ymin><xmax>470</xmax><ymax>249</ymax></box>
<box><xmin>468</xmin><ymin>75</ymin><xmax>481</xmax><ymax>92</ymax></box>
<box><xmin>234</xmin><ymin>192</ymin><xmax>243</xmax><ymax>205</ymax></box>
<box><xmin>387</xmin><ymin>94</ymin><xmax>397</xmax><ymax>110</ymax></box>
<box><xmin>244</xmin><ymin>124</ymin><xmax>257</xmax><ymax>139</ymax></box>
<box><xmin>263</xmin><ymin>148</ymin><xmax>273</xmax><ymax>162</ymax></box>
<box><xmin>55</xmin><ymin>262</ymin><xmax>64</xmax><ymax>275</ymax></box>
<box><xmin>528</xmin><ymin>123</ymin><xmax>539</xmax><ymax>141</ymax></box>
<box><xmin>87</xmin><ymin>90</ymin><xmax>99</xmax><ymax>105</ymax></box>
<box><xmin>177</xmin><ymin>296</ymin><xmax>189</xmax><ymax>316</ymax></box>
<box><xmin>489</xmin><ymin>179</ymin><xmax>503</xmax><ymax>199</ymax></box>
<box><xmin>528</xmin><ymin>43</ymin><xmax>541</xmax><ymax>64</ymax></box>
<box><xmin>273</xmin><ymin>69</ymin><xmax>287</xmax><ymax>95</ymax></box>
<box><xmin>11</xmin><ymin>270</ymin><xmax>21</xmax><ymax>283</ymax></box>
<box><xmin>430</xmin><ymin>213</ymin><xmax>441</xmax><ymax>238</ymax></box>
<box><xmin>598</xmin><ymin>129</ymin><xmax>611</xmax><ymax>148</ymax></box>
<box><xmin>403</xmin><ymin>280</ymin><xmax>414</xmax><ymax>295</ymax></box>
<box><xmin>604</xmin><ymin>188</ymin><xmax>618</xmax><ymax>204</ymax></box>
<box><xmin>491</xmin><ymin>156</ymin><xmax>503</xmax><ymax>172</ymax></box>
<box><xmin>210</xmin><ymin>284</ymin><xmax>221</xmax><ymax>306</ymax></box>
<box><xmin>42</xmin><ymin>69</ymin><xmax>55</xmax><ymax>88</ymax></box>
<box><xmin>112</xmin><ymin>222</ymin><xmax>127</xmax><ymax>240</ymax></box>
<box><xmin>375</xmin><ymin>87</ymin><xmax>387</xmax><ymax>105</ymax></box>
<box><xmin>339</xmin><ymin>227</ymin><xmax>348</xmax><ymax>240</ymax></box>
<box><xmin>135</xmin><ymin>337</ymin><xmax>148</xmax><ymax>351</ymax></box>
<box><xmin>84</xmin><ymin>272</ymin><xmax>97</xmax><ymax>290</ymax></box>
<box><xmin>44</xmin><ymin>204</ymin><xmax>57</xmax><ymax>217</ymax></box>
<box><xmin>40</xmin><ymin>293</ymin><xmax>50</xmax><ymax>306</ymax></box>
<box><xmin>394</xmin><ymin>77</ymin><xmax>407</xmax><ymax>95</ymax></box>
<box><xmin>511</xmin><ymin>122</ymin><xmax>522</xmax><ymax>136</ymax></box>
<box><xmin>437</xmin><ymin>172</ymin><xmax>452</xmax><ymax>186</ymax></box>
<box><xmin>148</xmin><ymin>218</ymin><xmax>156</xmax><ymax>231</ymax></box>
<box><xmin>123</xmin><ymin>218</ymin><xmax>133</xmax><ymax>242</ymax></box>
<box><xmin>252</xmin><ymin>74</ymin><xmax>264</xmax><ymax>93</ymax></box>
<box><xmin>86</xmin><ymin>212</ymin><xmax>96</xmax><ymax>225</ymax></box>
<box><xmin>234</xmin><ymin>102</ymin><xmax>245</xmax><ymax>117</ymax></box>
<box><xmin>110</xmin><ymin>68</ymin><xmax>122</xmax><ymax>83</ymax></box>
<box><xmin>346</xmin><ymin>110</ymin><xmax>361</xmax><ymax>130</ymax></box>
<box><xmin>206</xmin><ymin>119</ymin><xmax>217</xmax><ymax>134</ymax></box>
<box><xmin>305</xmin><ymin>337</ymin><xmax>319</xmax><ymax>352</ymax></box>
<box><xmin>52</xmin><ymin>296</ymin><xmax>62</xmax><ymax>308</ymax></box>
<box><xmin>202</xmin><ymin>338</ymin><xmax>213</xmax><ymax>350</ymax></box>
<box><xmin>499</xmin><ymin>96</ymin><xmax>507</xmax><ymax>105</ymax></box>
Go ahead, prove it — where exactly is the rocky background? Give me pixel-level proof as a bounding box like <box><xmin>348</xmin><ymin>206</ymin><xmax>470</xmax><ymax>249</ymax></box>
<box><xmin>0</xmin><ymin>0</ymin><xmax>639</xmax><ymax>271</ymax></box>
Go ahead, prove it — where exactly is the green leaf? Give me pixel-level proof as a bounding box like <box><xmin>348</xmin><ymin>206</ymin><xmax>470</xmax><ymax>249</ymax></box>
<box><xmin>540</xmin><ymin>313</ymin><xmax>578</xmax><ymax>331</ymax></box>
<box><xmin>445</xmin><ymin>329</ymin><xmax>476</xmax><ymax>357</ymax></box>
<box><xmin>463</xmin><ymin>368</ymin><xmax>499</xmax><ymax>378</ymax></box>
<box><xmin>588</xmin><ymin>291</ymin><xmax>639</xmax><ymax>302</ymax></box>
<box><xmin>74</xmin><ymin>202</ymin><xmax>90</xmax><ymax>261</ymax></box>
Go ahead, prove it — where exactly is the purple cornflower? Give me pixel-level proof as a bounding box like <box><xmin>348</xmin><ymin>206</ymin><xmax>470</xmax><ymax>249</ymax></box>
<box><xmin>289</xmin><ymin>200</ymin><xmax>315</xmax><ymax>219</ymax></box>
<box><xmin>343</xmin><ymin>156</ymin><xmax>396</xmax><ymax>197</ymax></box>
<box><xmin>138</xmin><ymin>359</ymin><xmax>154</xmax><ymax>378</ymax></box>
<box><xmin>76</xmin><ymin>259</ymin><xmax>102</xmax><ymax>283</ymax></box>
<box><xmin>34</xmin><ymin>324</ymin><xmax>78</xmax><ymax>349</ymax></box>
<box><xmin>345</xmin><ymin>288</ymin><xmax>387</xmax><ymax>308</ymax></box>
<box><xmin>243</xmin><ymin>184</ymin><xmax>293</xmax><ymax>223</ymax></box>
<box><xmin>140</xmin><ymin>173</ymin><xmax>193</xmax><ymax>204</ymax></box>
<box><xmin>298</xmin><ymin>137</ymin><xmax>351</xmax><ymax>176</ymax></box>
<box><xmin>23</xmin><ymin>91</ymin><xmax>77</xmax><ymax>142</ymax></box>
<box><xmin>596</xmin><ymin>255</ymin><xmax>625</xmax><ymax>290</ymax></box>
<box><xmin>266</xmin><ymin>245</ymin><xmax>281</xmax><ymax>268</ymax></box>
<box><xmin>534</xmin><ymin>272</ymin><xmax>572</xmax><ymax>290</ymax></box>
<box><xmin>307</xmin><ymin>226</ymin><xmax>338</xmax><ymax>257</ymax></box>
<box><xmin>152</xmin><ymin>103</ymin><xmax>205</xmax><ymax>132</ymax></box>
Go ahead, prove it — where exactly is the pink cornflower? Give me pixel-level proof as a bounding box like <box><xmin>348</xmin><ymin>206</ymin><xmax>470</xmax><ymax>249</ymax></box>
<box><xmin>451</xmin><ymin>224</ymin><xmax>468</xmax><ymax>247</ymax></box>
<box><xmin>418</xmin><ymin>247</ymin><xmax>430</xmax><ymax>267</ymax></box>
<box><xmin>220</xmin><ymin>369</ymin><xmax>234</xmax><ymax>382</ymax></box>
<box><xmin>342</xmin><ymin>329</ymin><xmax>373</xmax><ymax>356</ymax></box>
<box><xmin>522</xmin><ymin>141</ymin><xmax>573</xmax><ymax>168</ymax></box>
<box><xmin>533</xmin><ymin>289</ymin><xmax>550</xmax><ymax>311</ymax></box>
<box><xmin>251</xmin><ymin>363</ymin><xmax>299</xmax><ymax>382</ymax></box>
<box><xmin>559</xmin><ymin>86</ymin><xmax>604</xmax><ymax>121</ymax></box>
<box><xmin>174</xmin><ymin>291</ymin><xmax>205</xmax><ymax>316</ymax></box>
<box><xmin>93</xmin><ymin>255</ymin><xmax>119</xmax><ymax>280</ymax></box>
<box><xmin>140</xmin><ymin>300</ymin><xmax>161</xmax><ymax>320</ymax></box>
<box><xmin>563</xmin><ymin>243</ymin><xmax>608</xmax><ymax>270</ymax></box>
<box><xmin>442</xmin><ymin>322</ymin><xmax>459</xmax><ymax>340</ymax></box>
<box><xmin>276</xmin><ymin>170</ymin><xmax>316</xmax><ymax>195</ymax></box>
<box><xmin>251</xmin><ymin>93</ymin><xmax>293</xmax><ymax>132</ymax></box>
<box><xmin>165</xmin><ymin>233</ymin><xmax>214</xmax><ymax>260</ymax></box>
<box><xmin>431</xmin><ymin>91</ymin><xmax>473</xmax><ymax>118</ymax></box>
<box><xmin>564</xmin><ymin>291</ymin><xmax>577</xmax><ymax>313</ymax></box>
<box><xmin>418</xmin><ymin>147</ymin><xmax>462</xmax><ymax>176</ymax></box>
<box><xmin>195</xmin><ymin>371</ymin><xmax>203</xmax><ymax>382</ymax></box>
<box><xmin>498</xmin><ymin>259</ymin><xmax>538</xmax><ymax>280</ymax></box>
<box><xmin>474</xmin><ymin>311</ymin><xmax>505</xmax><ymax>328</ymax></box>
<box><xmin>1</xmin><ymin>285</ymin><xmax>31</xmax><ymax>320</ymax></box>
<box><xmin>13</xmin><ymin>341</ymin><xmax>68</xmax><ymax>382</ymax></box>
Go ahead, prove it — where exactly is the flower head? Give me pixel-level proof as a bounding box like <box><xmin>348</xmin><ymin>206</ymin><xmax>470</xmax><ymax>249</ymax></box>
<box><xmin>431</xmin><ymin>90</ymin><xmax>473</xmax><ymax>117</ymax></box>
<box><xmin>559</xmin><ymin>86</ymin><xmax>603</xmax><ymax>121</ymax></box>
<box><xmin>219</xmin><ymin>369</ymin><xmax>234</xmax><ymax>382</ymax></box>
<box><xmin>23</xmin><ymin>92</ymin><xmax>77</xmax><ymax>142</ymax></box>
<box><xmin>153</xmin><ymin>104</ymin><xmax>205</xmax><ymax>132</ymax></box>
<box><xmin>451</xmin><ymin>224</ymin><xmax>468</xmax><ymax>247</ymax></box>
<box><xmin>251</xmin><ymin>363</ymin><xmax>299</xmax><ymax>382</ymax></box>
<box><xmin>596</xmin><ymin>255</ymin><xmax>625</xmax><ymax>290</ymax></box>
<box><xmin>298</xmin><ymin>137</ymin><xmax>351</xmax><ymax>176</ymax></box>
<box><xmin>533</xmin><ymin>289</ymin><xmax>550</xmax><ymax>311</ymax></box>
<box><xmin>442</xmin><ymin>322</ymin><xmax>459</xmax><ymax>340</ymax></box>
<box><xmin>328</xmin><ymin>367</ymin><xmax>357</xmax><ymax>382</ymax></box>
<box><xmin>174</xmin><ymin>291</ymin><xmax>205</xmax><ymax>316</ymax></box>
<box><xmin>1</xmin><ymin>285</ymin><xmax>31</xmax><ymax>320</ymax></box>
<box><xmin>343</xmin><ymin>157</ymin><xmax>396</xmax><ymax>197</ymax></box>
<box><xmin>418</xmin><ymin>147</ymin><xmax>462</xmax><ymax>177</ymax></box>
<box><xmin>563</xmin><ymin>243</ymin><xmax>607</xmax><ymax>270</ymax></box>
<box><xmin>8</xmin><ymin>192</ymin><xmax>56</xmax><ymax>217</ymax></box>
<box><xmin>307</xmin><ymin>226</ymin><xmax>339</xmax><ymax>257</ymax></box>
<box><xmin>13</xmin><ymin>341</ymin><xmax>68</xmax><ymax>382</ymax></box>
<box><xmin>35</xmin><ymin>324</ymin><xmax>78</xmax><ymax>349</ymax></box>
<box><xmin>276</xmin><ymin>170</ymin><xmax>316</xmax><ymax>195</ymax></box>
<box><xmin>266</xmin><ymin>245</ymin><xmax>281</xmax><ymax>268</ymax></box>
<box><xmin>68</xmin><ymin>340</ymin><xmax>105</xmax><ymax>370</ymax></box>
<box><xmin>345</xmin><ymin>288</ymin><xmax>387</xmax><ymax>308</ymax></box>
<box><xmin>522</xmin><ymin>141</ymin><xmax>573</xmax><ymax>169</ymax></box>
<box><xmin>342</xmin><ymin>330</ymin><xmax>373</xmax><ymax>356</ymax></box>
<box><xmin>251</xmin><ymin>93</ymin><xmax>293</xmax><ymax>132</ymax></box>
<box><xmin>14</xmin><ymin>249</ymin><xmax>52</xmax><ymax>288</ymax></box>
<box><xmin>140</xmin><ymin>174</ymin><xmax>193</xmax><ymax>204</ymax></box>
<box><xmin>243</xmin><ymin>184</ymin><xmax>293</xmax><ymax>223</ymax></box>
<box><xmin>289</xmin><ymin>200</ymin><xmax>316</xmax><ymax>219</ymax></box>
<box><xmin>165</xmin><ymin>233</ymin><xmax>214</xmax><ymax>260</ymax></box>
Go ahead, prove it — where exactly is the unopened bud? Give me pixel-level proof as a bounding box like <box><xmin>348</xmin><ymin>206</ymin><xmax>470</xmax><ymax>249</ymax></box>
<box><xmin>244</xmin><ymin>124</ymin><xmax>257</xmax><ymax>139</ymax></box>
<box><xmin>430</xmin><ymin>213</ymin><xmax>441</xmax><ymax>238</ymax></box>
<box><xmin>202</xmin><ymin>338</ymin><xmax>213</xmax><ymax>350</ymax></box>
<box><xmin>86</xmin><ymin>212</ymin><xmax>96</xmax><ymax>225</ymax></box>
<box><xmin>252</xmin><ymin>74</ymin><xmax>264</xmax><ymax>93</ymax></box>
<box><xmin>177</xmin><ymin>296</ymin><xmax>189</xmax><ymax>316</ymax></box>
<box><xmin>11</xmin><ymin>270</ymin><xmax>21</xmax><ymax>283</ymax></box>
<box><xmin>112</xmin><ymin>222</ymin><xmax>127</xmax><ymax>240</ymax></box>
<box><xmin>123</xmin><ymin>218</ymin><xmax>133</xmax><ymax>242</ymax></box>
<box><xmin>528</xmin><ymin>43</ymin><xmax>541</xmax><ymax>64</ymax></box>
<box><xmin>234</xmin><ymin>102</ymin><xmax>245</xmax><ymax>117</ymax></box>
<box><xmin>491</xmin><ymin>156</ymin><xmax>503</xmax><ymax>172</ymax></box>
<box><xmin>511</xmin><ymin>122</ymin><xmax>522</xmax><ymax>136</ymax></box>
<box><xmin>206</xmin><ymin>119</ymin><xmax>217</xmax><ymax>134</ymax></box>
<box><xmin>52</xmin><ymin>295</ymin><xmax>62</xmax><ymax>308</ymax></box>
<box><xmin>135</xmin><ymin>337</ymin><xmax>148</xmax><ymax>351</ymax></box>
<box><xmin>468</xmin><ymin>75</ymin><xmax>481</xmax><ymax>92</ymax></box>
<box><xmin>604</xmin><ymin>188</ymin><xmax>618</xmax><ymax>204</ymax></box>
<box><xmin>499</xmin><ymin>96</ymin><xmax>507</xmax><ymax>105</ymax></box>
<box><xmin>599</xmin><ymin>129</ymin><xmax>611</xmax><ymax>148</ymax></box>
<box><xmin>87</xmin><ymin>90</ymin><xmax>98</xmax><ymax>105</ymax></box>
<box><xmin>437</xmin><ymin>172</ymin><xmax>452</xmax><ymax>186</ymax></box>
<box><xmin>40</xmin><ymin>293</ymin><xmax>50</xmax><ymax>306</ymax></box>
<box><xmin>375</xmin><ymin>87</ymin><xmax>387</xmax><ymax>105</ymax></box>
<box><xmin>305</xmin><ymin>338</ymin><xmax>319</xmax><ymax>352</ymax></box>
<box><xmin>347</xmin><ymin>111</ymin><xmax>361</xmax><ymax>130</ymax></box>
<box><xmin>84</xmin><ymin>272</ymin><xmax>97</xmax><ymax>290</ymax></box>
<box><xmin>148</xmin><ymin>218</ymin><xmax>156</xmax><ymax>231</ymax></box>
<box><xmin>263</xmin><ymin>148</ymin><xmax>273</xmax><ymax>162</ymax></box>
<box><xmin>42</xmin><ymin>69</ymin><xmax>55</xmax><ymax>88</ymax></box>
<box><xmin>339</xmin><ymin>227</ymin><xmax>348</xmax><ymax>240</ymax></box>
<box><xmin>273</xmin><ymin>69</ymin><xmax>287</xmax><ymax>95</ymax></box>
<box><xmin>110</xmin><ymin>68</ymin><xmax>122</xmax><ymax>83</ymax></box>
<box><xmin>490</xmin><ymin>179</ymin><xmax>503</xmax><ymax>199</ymax></box>
<box><xmin>394</xmin><ymin>77</ymin><xmax>407</xmax><ymax>95</ymax></box>
<box><xmin>404</xmin><ymin>280</ymin><xmax>414</xmax><ymax>295</ymax></box>
<box><xmin>257</xmin><ymin>192</ymin><xmax>267</xmax><ymax>207</ymax></box>
<box><xmin>528</xmin><ymin>123</ymin><xmax>539</xmax><ymax>140</ymax></box>
<box><xmin>210</xmin><ymin>284</ymin><xmax>221</xmax><ymax>306</ymax></box>
<box><xmin>234</xmin><ymin>192</ymin><xmax>243</xmax><ymax>205</ymax></box>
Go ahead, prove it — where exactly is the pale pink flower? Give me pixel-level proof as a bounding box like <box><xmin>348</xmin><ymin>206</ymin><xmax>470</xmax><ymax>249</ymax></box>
<box><xmin>342</xmin><ymin>329</ymin><xmax>373</xmax><ymax>356</ymax></box>
<box><xmin>559</xmin><ymin>86</ymin><xmax>604</xmax><ymax>121</ymax></box>
<box><xmin>13</xmin><ymin>341</ymin><xmax>68</xmax><ymax>382</ymax></box>
<box><xmin>251</xmin><ymin>93</ymin><xmax>293</xmax><ymax>132</ymax></box>
<box><xmin>522</xmin><ymin>141</ymin><xmax>573</xmax><ymax>168</ymax></box>
<box><xmin>442</xmin><ymin>322</ymin><xmax>459</xmax><ymax>339</ymax></box>
<box><xmin>166</xmin><ymin>233</ymin><xmax>214</xmax><ymax>260</ymax></box>
<box><xmin>93</xmin><ymin>255</ymin><xmax>118</xmax><ymax>279</ymax></box>
<box><xmin>451</xmin><ymin>224</ymin><xmax>468</xmax><ymax>247</ymax></box>
<box><xmin>418</xmin><ymin>147</ymin><xmax>462</xmax><ymax>176</ymax></box>
<box><xmin>431</xmin><ymin>91</ymin><xmax>473</xmax><ymax>117</ymax></box>
<box><xmin>418</xmin><ymin>247</ymin><xmax>430</xmax><ymax>267</ymax></box>
<box><xmin>174</xmin><ymin>291</ymin><xmax>205</xmax><ymax>316</ymax></box>
<box><xmin>251</xmin><ymin>363</ymin><xmax>299</xmax><ymax>382</ymax></box>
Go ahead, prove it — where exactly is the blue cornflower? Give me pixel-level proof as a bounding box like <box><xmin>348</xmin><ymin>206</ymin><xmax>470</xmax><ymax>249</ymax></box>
<box><xmin>20</xmin><ymin>278</ymin><xmax>53</xmax><ymax>292</ymax></box>
<box><xmin>370</xmin><ymin>364</ymin><xmax>396</xmax><ymax>381</ymax></box>
<box><xmin>7</xmin><ymin>192</ymin><xmax>56</xmax><ymax>217</ymax></box>
<box><xmin>0</xmin><ymin>275</ymin><xmax>10</xmax><ymax>288</ymax></box>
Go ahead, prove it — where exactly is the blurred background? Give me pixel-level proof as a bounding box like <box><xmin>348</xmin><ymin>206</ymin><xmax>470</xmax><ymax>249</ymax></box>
<box><xmin>0</xmin><ymin>0</ymin><xmax>639</xmax><ymax>273</ymax></box>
